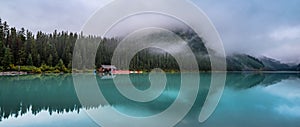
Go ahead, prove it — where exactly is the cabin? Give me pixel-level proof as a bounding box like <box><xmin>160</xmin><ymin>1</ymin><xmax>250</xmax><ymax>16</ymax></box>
<box><xmin>98</xmin><ymin>65</ymin><xmax>117</xmax><ymax>73</ymax></box>
<box><xmin>98</xmin><ymin>65</ymin><xmax>143</xmax><ymax>74</ymax></box>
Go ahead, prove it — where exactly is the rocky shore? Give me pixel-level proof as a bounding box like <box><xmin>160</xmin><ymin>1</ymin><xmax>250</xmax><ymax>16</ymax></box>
<box><xmin>0</xmin><ymin>71</ymin><xmax>28</xmax><ymax>76</ymax></box>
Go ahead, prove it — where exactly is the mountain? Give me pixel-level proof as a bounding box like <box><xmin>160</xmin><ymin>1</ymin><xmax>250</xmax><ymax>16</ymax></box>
<box><xmin>259</xmin><ymin>56</ymin><xmax>294</xmax><ymax>71</ymax></box>
<box><xmin>226</xmin><ymin>54</ymin><xmax>264</xmax><ymax>71</ymax></box>
<box><xmin>174</xmin><ymin>30</ymin><xmax>209</xmax><ymax>55</ymax></box>
<box><xmin>172</xmin><ymin>29</ymin><xmax>298</xmax><ymax>72</ymax></box>
<box><xmin>139</xmin><ymin>29</ymin><xmax>298</xmax><ymax>72</ymax></box>
<box><xmin>225</xmin><ymin>54</ymin><xmax>300</xmax><ymax>71</ymax></box>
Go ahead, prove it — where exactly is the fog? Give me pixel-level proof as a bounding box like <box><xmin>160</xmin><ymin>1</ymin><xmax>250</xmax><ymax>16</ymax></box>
<box><xmin>0</xmin><ymin>0</ymin><xmax>299</xmax><ymax>63</ymax></box>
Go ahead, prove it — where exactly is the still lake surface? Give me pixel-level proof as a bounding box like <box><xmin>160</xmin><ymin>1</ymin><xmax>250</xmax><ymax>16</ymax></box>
<box><xmin>0</xmin><ymin>73</ymin><xmax>300</xmax><ymax>127</ymax></box>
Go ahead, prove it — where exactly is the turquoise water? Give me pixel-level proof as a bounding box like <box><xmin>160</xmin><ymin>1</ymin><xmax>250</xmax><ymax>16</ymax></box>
<box><xmin>0</xmin><ymin>73</ymin><xmax>299</xmax><ymax>127</ymax></box>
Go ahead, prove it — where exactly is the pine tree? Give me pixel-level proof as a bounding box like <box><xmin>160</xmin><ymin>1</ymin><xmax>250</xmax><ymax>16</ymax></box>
<box><xmin>0</xmin><ymin>18</ymin><xmax>3</xmax><ymax>44</ymax></box>
<box><xmin>0</xmin><ymin>40</ymin><xmax>3</xmax><ymax>65</ymax></box>
<box><xmin>53</xmin><ymin>50</ymin><xmax>59</xmax><ymax>66</ymax></box>
<box><xmin>36</xmin><ymin>54</ymin><xmax>41</xmax><ymax>67</ymax></box>
<box><xmin>3</xmin><ymin>21</ymin><xmax>9</xmax><ymax>46</ymax></box>
<box><xmin>25</xmin><ymin>30</ymin><xmax>33</xmax><ymax>54</ymax></box>
<box><xmin>2</xmin><ymin>47</ymin><xmax>13</xmax><ymax>68</ymax></box>
<box><xmin>56</xmin><ymin>59</ymin><xmax>67</xmax><ymax>72</ymax></box>
<box><xmin>27</xmin><ymin>54</ymin><xmax>33</xmax><ymax>66</ymax></box>
<box><xmin>18</xmin><ymin>47</ymin><xmax>26</xmax><ymax>65</ymax></box>
<box><xmin>47</xmin><ymin>54</ymin><xmax>53</xmax><ymax>66</ymax></box>
<box><xmin>31</xmin><ymin>40</ymin><xmax>38</xmax><ymax>65</ymax></box>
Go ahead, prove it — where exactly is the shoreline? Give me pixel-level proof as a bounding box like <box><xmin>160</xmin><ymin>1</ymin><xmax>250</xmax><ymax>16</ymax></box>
<box><xmin>0</xmin><ymin>71</ymin><xmax>28</xmax><ymax>76</ymax></box>
<box><xmin>1</xmin><ymin>70</ymin><xmax>299</xmax><ymax>76</ymax></box>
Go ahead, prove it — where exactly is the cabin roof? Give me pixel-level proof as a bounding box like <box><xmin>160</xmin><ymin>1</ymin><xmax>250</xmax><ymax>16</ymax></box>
<box><xmin>101</xmin><ymin>65</ymin><xmax>117</xmax><ymax>69</ymax></box>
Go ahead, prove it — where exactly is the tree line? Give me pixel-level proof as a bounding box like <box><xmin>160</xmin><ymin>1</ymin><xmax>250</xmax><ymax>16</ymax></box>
<box><xmin>0</xmin><ymin>18</ymin><xmax>79</xmax><ymax>72</ymax></box>
<box><xmin>1</xmin><ymin>18</ymin><xmax>206</xmax><ymax>73</ymax></box>
<box><xmin>2</xmin><ymin>18</ymin><xmax>297</xmax><ymax>73</ymax></box>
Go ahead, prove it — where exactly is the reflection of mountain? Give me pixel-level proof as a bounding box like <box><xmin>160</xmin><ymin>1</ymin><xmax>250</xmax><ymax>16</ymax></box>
<box><xmin>225</xmin><ymin>73</ymin><xmax>298</xmax><ymax>89</ymax></box>
<box><xmin>0</xmin><ymin>73</ymin><xmax>299</xmax><ymax>121</ymax></box>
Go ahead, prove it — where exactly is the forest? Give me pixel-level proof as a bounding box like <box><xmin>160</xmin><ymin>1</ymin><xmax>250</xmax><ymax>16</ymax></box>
<box><xmin>0</xmin><ymin>18</ymin><xmax>215</xmax><ymax>73</ymax></box>
<box><xmin>0</xmin><ymin>18</ymin><xmax>205</xmax><ymax>73</ymax></box>
<box><xmin>0</xmin><ymin>18</ymin><xmax>299</xmax><ymax>73</ymax></box>
<box><xmin>0</xmin><ymin>18</ymin><xmax>77</xmax><ymax>73</ymax></box>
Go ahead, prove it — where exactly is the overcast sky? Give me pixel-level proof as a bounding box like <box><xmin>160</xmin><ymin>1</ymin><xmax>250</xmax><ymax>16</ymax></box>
<box><xmin>0</xmin><ymin>0</ymin><xmax>299</xmax><ymax>63</ymax></box>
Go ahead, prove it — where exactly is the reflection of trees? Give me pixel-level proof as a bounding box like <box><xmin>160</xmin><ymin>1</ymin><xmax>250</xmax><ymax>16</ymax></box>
<box><xmin>0</xmin><ymin>74</ymin><xmax>83</xmax><ymax>121</ymax></box>
<box><xmin>0</xmin><ymin>74</ymin><xmax>180</xmax><ymax>120</ymax></box>
<box><xmin>0</xmin><ymin>73</ymin><xmax>299</xmax><ymax>121</ymax></box>
<box><xmin>97</xmin><ymin>74</ymin><xmax>180</xmax><ymax>116</ymax></box>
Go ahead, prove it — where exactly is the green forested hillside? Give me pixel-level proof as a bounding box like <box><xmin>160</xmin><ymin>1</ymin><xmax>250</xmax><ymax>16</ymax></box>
<box><xmin>0</xmin><ymin>18</ymin><xmax>298</xmax><ymax>72</ymax></box>
<box><xmin>0</xmin><ymin>18</ymin><xmax>212</xmax><ymax>72</ymax></box>
<box><xmin>226</xmin><ymin>54</ymin><xmax>265</xmax><ymax>71</ymax></box>
<box><xmin>259</xmin><ymin>56</ymin><xmax>292</xmax><ymax>71</ymax></box>
<box><xmin>0</xmin><ymin>19</ymin><xmax>77</xmax><ymax>72</ymax></box>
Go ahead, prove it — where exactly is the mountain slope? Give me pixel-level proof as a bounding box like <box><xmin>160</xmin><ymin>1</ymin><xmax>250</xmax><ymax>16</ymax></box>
<box><xmin>226</xmin><ymin>54</ymin><xmax>264</xmax><ymax>71</ymax></box>
<box><xmin>259</xmin><ymin>56</ymin><xmax>293</xmax><ymax>71</ymax></box>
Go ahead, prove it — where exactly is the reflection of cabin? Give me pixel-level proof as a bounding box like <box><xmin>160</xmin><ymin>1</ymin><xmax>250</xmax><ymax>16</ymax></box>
<box><xmin>100</xmin><ymin>74</ymin><xmax>116</xmax><ymax>79</ymax></box>
<box><xmin>98</xmin><ymin>65</ymin><xmax>117</xmax><ymax>73</ymax></box>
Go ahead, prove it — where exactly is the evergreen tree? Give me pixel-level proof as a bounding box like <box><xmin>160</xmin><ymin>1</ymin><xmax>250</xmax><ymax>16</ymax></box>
<box><xmin>27</xmin><ymin>54</ymin><xmax>33</xmax><ymax>66</ymax></box>
<box><xmin>3</xmin><ymin>21</ymin><xmax>9</xmax><ymax>46</ymax></box>
<box><xmin>2</xmin><ymin>47</ymin><xmax>13</xmax><ymax>68</ymax></box>
<box><xmin>52</xmin><ymin>50</ymin><xmax>59</xmax><ymax>66</ymax></box>
<box><xmin>36</xmin><ymin>54</ymin><xmax>41</xmax><ymax>67</ymax></box>
<box><xmin>56</xmin><ymin>59</ymin><xmax>67</xmax><ymax>72</ymax></box>
<box><xmin>31</xmin><ymin>40</ymin><xmax>38</xmax><ymax>65</ymax></box>
<box><xmin>25</xmin><ymin>30</ymin><xmax>33</xmax><ymax>54</ymax></box>
<box><xmin>0</xmin><ymin>18</ymin><xmax>4</xmax><ymax>44</ymax></box>
<box><xmin>47</xmin><ymin>54</ymin><xmax>53</xmax><ymax>66</ymax></box>
<box><xmin>0</xmin><ymin>40</ymin><xmax>3</xmax><ymax>65</ymax></box>
<box><xmin>18</xmin><ymin>47</ymin><xmax>26</xmax><ymax>65</ymax></box>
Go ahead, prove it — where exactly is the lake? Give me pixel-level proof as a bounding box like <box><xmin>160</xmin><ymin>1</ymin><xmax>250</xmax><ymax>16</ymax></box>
<box><xmin>0</xmin><ymin>73</ymin><xmax>300</xmax><ymax>127</ymax></box>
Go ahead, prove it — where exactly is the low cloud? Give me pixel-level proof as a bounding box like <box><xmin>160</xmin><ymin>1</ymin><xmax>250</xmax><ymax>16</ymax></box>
<box><xmin>269</xmin><ymin>25</ymin><xmax>300</xmax><ymax>41</ymax></box>
<box><xmin>0</xmin><ymin>0</ymin><xmax>111</xmax><ymax>33</ymax></box>
<box><xmin>0</xmin><ymin>0</ymin><xmax>299</xmax><ymax>63</ymax></box>
<box><xmin>196</xmin><ymin>0</ymin><xmax>300</xmax><ymax>63</ymax></box>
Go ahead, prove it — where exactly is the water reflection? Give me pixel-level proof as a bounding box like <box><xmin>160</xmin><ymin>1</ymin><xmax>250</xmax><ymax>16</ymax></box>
<box><xmin>0</xmin><ymin>74</ymin><xmax>81</xmax><ymax>121</ymax></box>
<box><xmin>0</xmin><ymin>73</ymin><xmax>299</xmax><ymax>126</ymax></box>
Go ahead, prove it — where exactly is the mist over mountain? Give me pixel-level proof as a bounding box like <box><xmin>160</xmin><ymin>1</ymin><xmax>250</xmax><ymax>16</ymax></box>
<box><xmin>134</xmin><ymin>27</ymin><xmax>299</xmax><ymax>71</ymax></box>
<box><xmin>259</xmin><ymin>56</ymin><xmax>294</xmax><ymax>71</ymax></box>
<box><xmin>108</xmin><ymin>21</ymin><xmax>299</xmax><ymax>72</ymax></box>
<box><xmin>0</xmin><ymin>17</ymin><xmax>298</xmax><ymax>72</ymax></box>
<box><xmin>169</xmin><ymin>28</ymin><xmax>299</xmax><ymax>71</ymax></box>
<box><xmin>226</xmin><ymin>54</ymin><xmax>298</xmax><ymax>71</ymax></box>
